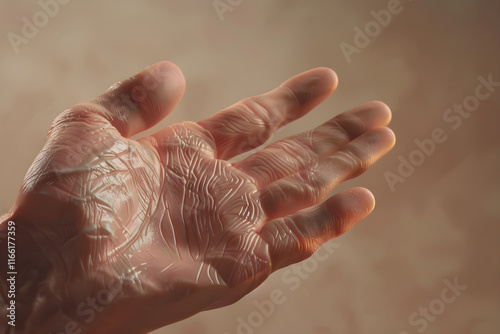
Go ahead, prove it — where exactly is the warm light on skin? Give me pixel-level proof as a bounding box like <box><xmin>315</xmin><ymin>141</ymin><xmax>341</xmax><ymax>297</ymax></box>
<box><xmin>0</xmin><ymin>63</ymin><xmax>394</xmax><ymax>334</ymax></box>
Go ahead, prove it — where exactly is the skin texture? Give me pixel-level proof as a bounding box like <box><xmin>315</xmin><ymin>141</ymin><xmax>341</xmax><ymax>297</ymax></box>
<box><xmin>0</xmin><ymin>62</ymin><xmax>395</xmax><ymax>334</ymax></box>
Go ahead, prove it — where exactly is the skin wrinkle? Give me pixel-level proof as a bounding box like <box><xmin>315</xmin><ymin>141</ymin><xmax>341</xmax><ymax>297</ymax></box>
<box><xmin>332</xmin><ymin>112</ymin><xmax>365</xmax><ymax>141</ymax></box>
<box><xmin>274</xmin><ymin>140</ymin><xmax>317</xmax><ymax>169</ymax></box>
<box><xmin>233</xmin><ymin>107</ymin><xmax>370</xmax><ymax>189</ymax></box>
<box><xmin>325</xmin><ymin>197</ymin><xmax>344</xmax><ymax>239</ymax></box>
<box><xmin>159</xmin><ymin>199</ymin><xmax>181</xmax><ymax>260</ymax></box>
<box><xmin>279</xmin><ymin>84</ymin><xmax>301</xmax><ymax>107</ymax></box>
<box><xmin>0</xmin><ymin>65</ymin><xmax>396</xmax><ymax>333</ymax></box>
<box><xmin>283</xmin><ymin>216</ymin><xmax>307</xmax><ymax>256</ymax></box>
<box><xmin>154</xmin><ymin>123</ymin><xmax>265</xmax><ymax>282</ymax></box>
<box><xmin>180</xmin><ymin>151</ymin><xmax>202</xmax><ymax>260</ymax></box>
<box><xmin>199</xmin><ymin>90</ymin><xmax>302</xmax><ymax>159</ymax></box>
<box><xmin>247</xmin><ymin>97</ymin><xmax>276</xmax><ymax>130</ymax></box>
<box><xmin>225</xmin><ymin>107</ymin><xmax>265</xmax><ymax>131</ymax></box>
<box><xmin>201</xmin><ymin>107</ymin><xmax>264</xmax><ymax>149</ymax></box>
<box><xmin>335</xmin><ymin>150</ymin><xmax>367</xmax><ymax>178</ymax></box>
<box><xmin>66</xmin><ymin>134</ymin><xmax>159</xmax><ymax>297</ymax></box>
<box><xmin>160</xmin><ymin>185</ymin><xmax>183</xmax><ymax>259</ymax></box>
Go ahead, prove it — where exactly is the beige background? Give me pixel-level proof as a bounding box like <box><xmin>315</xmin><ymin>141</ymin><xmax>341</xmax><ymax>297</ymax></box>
<box><xmin>1</xmin><ymin>1</ymin><xmax>499</xmax><ymax>333</ymax></box>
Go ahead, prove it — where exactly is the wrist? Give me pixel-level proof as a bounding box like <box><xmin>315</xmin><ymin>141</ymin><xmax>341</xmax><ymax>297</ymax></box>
<box><xmin>0</xmin><ymin>211</ymin><xmax>148</xmax><ymax>334</ymax></box>
<box><xmin>0</xmin><ymin>213</ymin><xmax>74</xmax><ymax>333</ymax></box>
<box><xmin>1</xmin><ymin>211</ymin><xmax>111</xmax><ymax>334</ymax></box>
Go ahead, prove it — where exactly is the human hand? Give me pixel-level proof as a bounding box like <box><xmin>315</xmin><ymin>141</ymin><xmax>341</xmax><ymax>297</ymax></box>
<box><xmin>0</xmin><ymin>62</ymin><xmax>394</xmax><ymax>334</ymax></box>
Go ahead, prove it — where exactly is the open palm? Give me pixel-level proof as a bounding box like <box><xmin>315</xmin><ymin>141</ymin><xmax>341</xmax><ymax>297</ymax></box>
<box><xmin>5</xmin><ymin>62</ymin><xmax>394</xmax><ymax>333</ymax></box>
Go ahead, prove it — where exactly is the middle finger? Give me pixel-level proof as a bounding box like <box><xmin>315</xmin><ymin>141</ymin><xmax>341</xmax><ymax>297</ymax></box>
<box><xmin>234</xmin><ymin>101</ymin><xmax>392</xmax><ymax>188</ymax></box>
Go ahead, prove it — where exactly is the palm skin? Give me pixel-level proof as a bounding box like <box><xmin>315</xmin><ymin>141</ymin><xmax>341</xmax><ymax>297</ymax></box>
<box><xmin>0</xmin><ymin>62</ymin><xmax>395</xmax><ymax>334</ymax></box>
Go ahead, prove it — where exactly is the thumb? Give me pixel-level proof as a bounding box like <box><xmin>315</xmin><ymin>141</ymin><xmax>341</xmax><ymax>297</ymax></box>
<box><xmin>93</xmin><ymin>61</ymin><xmax>186</xmax><ymax>137</ymax></box>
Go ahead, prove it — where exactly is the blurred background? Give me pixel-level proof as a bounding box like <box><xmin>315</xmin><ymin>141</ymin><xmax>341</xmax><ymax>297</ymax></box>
<box><xmin>0</xmin><ymin>1</ymin><xmax>499</xmax><ymax>333</ymax></box>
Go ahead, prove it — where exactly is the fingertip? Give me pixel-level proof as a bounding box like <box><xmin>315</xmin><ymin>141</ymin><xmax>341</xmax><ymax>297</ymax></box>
<box><xmin>325</xmin><ymin>187</ymin><xmax>376</xmax><ymax>237</ymax></box>
<box><xmin>367</xmin><ymin>101</ymin><xmax>392</xmax><ymax>125</ymax></box>
<box><xmin>377</xmin><ymin>126</ymin><xmax>396</xmax><ymax>150</ymax></box>
<box><xmin>315</xmin><ymin>67</ymin><xmax>339</xmax><ymax>93</ymax></box>
<box><xmin>281</xmin><ymin>67</ymin><xmax>339</xmax><ymax>107</ymax></box>
<box><xmin>145</xmin><ymin>60</ymin><xmax>186</xmax><ymax>106</ymax></box>
<box><xmin>94</xmin><ymin>61</ymin><xmax>186</xmax><ymax>137</ymax></box>
<box><xmin>362</xmin><ymin>126</ymin><xmax>396</xmax><ymax>160</ymax></box>
<box><xmin>352</xmin><ymin>187</ymin><xmax>376</xmax><ymax>214</ymax></box>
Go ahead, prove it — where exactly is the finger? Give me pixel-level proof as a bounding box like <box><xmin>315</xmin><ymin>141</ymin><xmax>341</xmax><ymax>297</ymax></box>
<box><xmin>259</xmin><ymin>127</ymin><xmax>395</xmax><ymax>219</ymax></box>
<box><xmin>93</xmin><ymin>61</ymin><xmax>186</xmax><ymax>137</ymax></box>
<box><xmin>235</xmin><ymin>101</ymin><xmax>392</xmax><ymax>188</ymax></box>
<box><xmin>148</xmin><ymin>121</ymin><xmax>218</xmax><ymax>166</ymax></box>
<box><xmin>198</xmin><ymin>67</ymin><xmax>338</xmax><ymax>160</ymax></box>
<box><xmin>259</xmin><ymin>187</ymin><xmax>375</xmax><ymax>271</ymax></box>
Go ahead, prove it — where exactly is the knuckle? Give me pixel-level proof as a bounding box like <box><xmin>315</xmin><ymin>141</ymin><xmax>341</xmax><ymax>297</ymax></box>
<box><xmin>330</xmin><ymin>112</ymin><xmax>365</xmax><ymax>140</ymax></box>
<box><xmin>283</xmin><ymin>217</ymin><xmax>317</xmax><ymax>259</ymax></box>
<box><xmin>49</xmin><ymin>103</ymin><xmax>109</xmax><ymax>136</ymax></box>
<box><xmin>336</xmin><ymin>149</ymin><xmax>367</xmax><ymax>178</ymax></box>
<box><xmin>324</xmin><ymin>201</ymin><xmax>345</xmax><ymax>238</ymax></box>
<box><xmin>242</xmin><ymin>98</ymin><xmax>272</xmax><ymax>128</ymax></box>
<box><xmin>279</xmin><ymin>138</ymin><xmax>318</xmax><ymax>165</ymax></box>
<box><xmin>298</xmin><ymin>168</ymin><xmax>323</xmax><ymax>197</ymax></box>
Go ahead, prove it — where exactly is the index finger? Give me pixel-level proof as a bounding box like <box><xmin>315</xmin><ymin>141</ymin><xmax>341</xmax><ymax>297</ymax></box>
<box><xmin>197</xmin><ymin>68</ymin><xmax>338</xmax><ymax>160</ymax></box>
